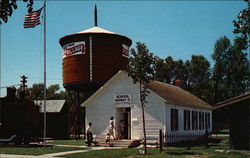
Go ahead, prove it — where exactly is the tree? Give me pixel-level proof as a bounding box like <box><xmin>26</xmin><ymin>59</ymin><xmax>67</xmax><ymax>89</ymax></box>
<box><xmin>233</xmin><ymin>5</ymin><xmax>250</xmax><ymax>50</ymax></box>
<box><xmin>27</xmin><ymin>83</ymin><xmax>67</xmax><ymax>100</ymax></box>
<box><xmin>233</xmin><ymin>4</ymin><xmax>250</xmax><ymax>90</ymax></box>
<box><xmin>164</xmin><ymin>56</ymin><xmax>176</xmax><ymax>84</ymax></box>
<box><xmin>172</xmin><ymin>59</ymin><xmax>188</xmax><ymax>85</ymax></box>
<box><xmin>153</xmin><ymin>56</ymin><xmax>166</xmax><ymax>82</ymax></box>
<box><xmin>0</xmin><ymin>0</ymin><xmax>34</xmax><ymax>24</ymax></box>
<box><xmin>153</xmin><ymin>56</ymin><xmax>177</xmax><ymax>84</ymax></box>
<box><xmin>186</xmin><ymin>55</ymin><xmax>213</xmax><ymax>103</ymax></box>
<box><xmin>128</xmin><ymin>42</ymin><xmax>154</xmax><ymax>154</ymax></box>
<box><xmin>212</xmin><ymin>36</ymin><xmax>249</xmax><ymax>103</ymax></box>
<box><xmin>28</xmin><ymin>83</ymin><xmax>44</xmax><ymax>100</ymax></box>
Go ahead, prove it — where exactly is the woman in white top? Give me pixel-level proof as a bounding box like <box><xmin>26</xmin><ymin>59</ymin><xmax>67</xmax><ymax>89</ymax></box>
<box><xmin>109</xmin><ymin>116</ymin><xmax>116</xmax><ymax>139</ymax></box>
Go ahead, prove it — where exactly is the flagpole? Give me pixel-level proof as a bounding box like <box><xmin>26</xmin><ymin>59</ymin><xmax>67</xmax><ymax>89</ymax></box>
<box><xmin>0</xmin><ymin>24</ymin><xmax>2</xmax><ymax>97</ymax></box>
<box><xmin>43</xmin><ymin>0</ymin><xmax>47</xmax><ymax>147</ymax></box>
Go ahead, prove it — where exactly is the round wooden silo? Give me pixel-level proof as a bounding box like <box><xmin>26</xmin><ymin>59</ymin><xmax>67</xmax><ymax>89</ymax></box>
<box><xmin>59</xmin><ymin>27</ymin><xmax>132</xmax><ymax>90</ymax></box>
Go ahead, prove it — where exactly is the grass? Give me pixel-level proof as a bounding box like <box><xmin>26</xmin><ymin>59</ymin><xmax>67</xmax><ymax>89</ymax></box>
<box><xmin>64</xmin><ymin>145</ymin><xmax>249</xmax><ymax>158</ymax></box>
<box><xmin>0</xmin><ymin>145</ymin><xmax>84</xmax><ymax>156</ymax></box>
<box><xmin>216</xmin><ymin>128</ymin><xmax>229</xmax><ymax>134</ymax></box>
<box><xmin>0</xmin><ymin>139</ymin><xmax>249</xmax><ymax>158</ymax></box>
<box><xmin>48</xmin><ymin>139</ymin><xmax>85</xmax><ymax>146</ymax></box>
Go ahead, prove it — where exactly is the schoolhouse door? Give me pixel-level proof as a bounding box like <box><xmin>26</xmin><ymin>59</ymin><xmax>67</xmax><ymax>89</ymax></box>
<box><xmin>115</xmin><ymin>107</ymin><xmax>131</xmax><ymax>139</ymax></box>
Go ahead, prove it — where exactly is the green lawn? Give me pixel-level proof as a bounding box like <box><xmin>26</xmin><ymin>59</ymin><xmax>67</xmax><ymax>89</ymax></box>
<box><xmin>216</xmin><ymin>128</ymin><xmax>229</xmax><ymax>134</ymax></box>
<box><xmin>48</xmin><ymin>139</ymin><xmax>85</xmax><ymax>146</ymax></box>
<box><xmin>64</xmin><ymin>145</ymin><xmax>249</xmax><ymax>158</ymax></box>
<box><xmin>0</xmin><ymin>139</ymin><xmax>249</xmax><ymax>158</ymax></box>
<box><xmin>0</xmin><ymin>146</ymin><xmax>84</xmax><ymax>155</ymax></box>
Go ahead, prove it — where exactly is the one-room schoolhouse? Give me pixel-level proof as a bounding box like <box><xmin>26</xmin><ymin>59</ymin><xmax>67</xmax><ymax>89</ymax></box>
<box><xmin>81</xmin><ymin>71</ymin><xmax>213</xmax><ymax>142</ymax></box>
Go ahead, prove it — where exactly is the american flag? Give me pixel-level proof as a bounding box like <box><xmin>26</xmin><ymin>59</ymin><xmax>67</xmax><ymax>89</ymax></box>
<box><xmin>24</xmin><ymin>7</ymin><xmax>43</xmax><ymax>28</ymax></box>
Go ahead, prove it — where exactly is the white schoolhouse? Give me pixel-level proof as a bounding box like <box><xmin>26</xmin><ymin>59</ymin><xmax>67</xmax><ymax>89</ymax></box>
<box><xmin>81</xmin><ymin>71</ymin><xmax>213</xmax><ymax>141</ymax></box>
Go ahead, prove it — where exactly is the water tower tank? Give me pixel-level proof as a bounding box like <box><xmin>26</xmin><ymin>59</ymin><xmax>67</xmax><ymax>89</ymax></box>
<box><xmin>59</xmin><ymin>27</ymin><xmax>132</xmax><ymax>90</ymax></box>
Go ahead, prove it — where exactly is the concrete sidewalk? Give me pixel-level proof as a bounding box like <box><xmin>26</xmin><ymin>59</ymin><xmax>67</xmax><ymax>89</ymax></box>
<box><xmin>0</xmin><ymin>146</ymin><xmax>123</xmax><ymax>158</ymax></box>
<box><xmin>42</xmin><ymin>146</ymin><xmax>122</xmax><ymax>157</ymax></box>
<box><xmin>0</xmin><ymin>154</ymin><xmax>55</xmax><ymax>158</ymax></box>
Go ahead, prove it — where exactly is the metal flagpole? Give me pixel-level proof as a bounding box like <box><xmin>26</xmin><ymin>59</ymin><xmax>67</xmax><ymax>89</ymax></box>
<box><xmin>43</xmin><ymin>0</ymin><xmax>47</xmax><ymax>147</ymax></box>
<box><xmin>0</xmin><ymin>24</ymin><xmax>1</xmax><ymax>97</ymax></box>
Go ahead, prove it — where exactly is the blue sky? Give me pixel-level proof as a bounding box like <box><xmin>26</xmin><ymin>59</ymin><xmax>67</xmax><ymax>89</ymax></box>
<box><xmin>0</xmin><ymin>1</ymin><xmax>247</xmax><ymax>96</ymax></box>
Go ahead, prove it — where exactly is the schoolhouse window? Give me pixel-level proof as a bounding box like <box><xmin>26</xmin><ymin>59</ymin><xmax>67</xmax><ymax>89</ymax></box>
<box><xmin>199</xmin><ymin>112</ymin><xmax>202</xmax><ymax>130</ymax></box>
<box><xmin>205</xmin><ymin>112</ymin><xmax>208</xmax><ymax>129</ymax></box>
<box><xmin>202</xmin><ymin>112</ymin><xmax>205</xmax><ymax>129</ymax></box>
<box><xmin>192</xmin><ymin>111</ymin><xmax>198</xmax><ymax>130</ymax></box>
<box><xmin>171</xmin><ymin>109</ymin><xmax>178</xmax><ymax>131</ymax></box>
<box><xmin>184</xmin><ymin>110</ymin><xmax>190</xmax><ymax>130</ymax></box>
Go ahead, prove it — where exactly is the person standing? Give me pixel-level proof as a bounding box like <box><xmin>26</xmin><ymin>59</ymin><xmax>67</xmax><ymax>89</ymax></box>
<box><xmin>117</xmin><ymin>120</ymin><xmax>123</xmax><ymax>139</ymax></box>
<box><xmin>121</xmin><ymin>120</ymin><xmax>126</xmax><ymax>139</ymax></box>
<box><xmin>109</xmin><ymin>116</ymin><xmax>116</xmax><ymax>139</ymax></box>
<box><xmin>86</xmin><ymin>122</ymin><xmax>93</xmax><ymax>147</ymax></box>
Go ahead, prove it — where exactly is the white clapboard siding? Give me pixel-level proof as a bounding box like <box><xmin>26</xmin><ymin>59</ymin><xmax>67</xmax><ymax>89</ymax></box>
<box><xmin>83</xmin><ymin>71</ymin><xmax>213</xmax><ymax>141</ymax></box>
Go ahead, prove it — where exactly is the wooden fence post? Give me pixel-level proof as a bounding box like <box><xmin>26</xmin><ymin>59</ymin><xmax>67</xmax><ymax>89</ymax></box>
<box><xmin>205</xmin><ymin>129</ymin><xmax>209</xmax><ymax>148</ymax></box>
<box><xmin>159</xmin><ymin>129</ymin><xmax>163</xmax><ymax>153</ymax></box>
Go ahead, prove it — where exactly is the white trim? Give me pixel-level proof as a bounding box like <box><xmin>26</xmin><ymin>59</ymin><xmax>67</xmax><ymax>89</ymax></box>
<box><xmin>115</xmin><ymin>104</ymin><xmax>132</xmax><ymax>108</ymax></box>
<box><xmin>81</xmin><ymin>71</ymin><xmax>124</xmax><ymax>107</ymax></box>
<box><xmin>164</xmin><ymin>104</ymin><xmax>166</xmax><ymax>134</ymax></box>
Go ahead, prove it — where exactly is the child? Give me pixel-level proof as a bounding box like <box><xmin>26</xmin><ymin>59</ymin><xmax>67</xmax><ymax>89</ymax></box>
<box><xmin>105</xmin><ymin>133</ymin><xmax>111</xmax><ymax>147</ymax></box>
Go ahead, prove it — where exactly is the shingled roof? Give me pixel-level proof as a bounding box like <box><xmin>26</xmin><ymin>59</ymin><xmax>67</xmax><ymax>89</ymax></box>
<box><xmin>147</xmin><ymin>81</ymin><xmax>213</xmax><ymax>110</ymax></box>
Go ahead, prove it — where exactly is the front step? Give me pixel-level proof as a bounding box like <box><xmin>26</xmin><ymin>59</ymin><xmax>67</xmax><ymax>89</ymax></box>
<box><xmin>98</xmin><ymin>139</ymin><xmax>140</xmax><ymax>148</ymax></box>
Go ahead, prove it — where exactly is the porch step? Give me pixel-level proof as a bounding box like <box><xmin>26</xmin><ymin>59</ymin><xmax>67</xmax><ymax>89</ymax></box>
<box><xmin>98</xmin><ymin>139</ymin><xmax>140</xmax><ymax>148</ymax></box>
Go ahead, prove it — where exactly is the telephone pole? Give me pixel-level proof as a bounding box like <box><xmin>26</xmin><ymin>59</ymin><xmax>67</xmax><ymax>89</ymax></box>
<box><xmin>20</xmin><ymin>75</ymin><xmax>28</xmax><ymax>97</ymax></box>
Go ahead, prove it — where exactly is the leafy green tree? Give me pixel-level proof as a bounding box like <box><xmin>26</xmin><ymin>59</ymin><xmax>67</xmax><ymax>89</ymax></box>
<box><xmin>28</xmin><ymin>83</ymin><xmax>44</xmax><ymax>100</ymax></box>
<box><xmin>212</xmin><ymin>36</ymin><xmax>249</xmax><ymax>103</ymax></box>
<box><xmin>128</xmin><ymin>42</ymin><xmax>154</xmax><ymax>154</ymax></box>
<box><xmin>164</xmin><ymin>56</ymin><xmax>176</xmax><ymax>84</ymax></box>
<box><xmin>233</xmin><ymin>4</ymin><xmax>250</xmax><ymax>91</ymax></box>
<box><xmin>0</xmin><ymin>0</ymin><xmax>34</xmax><ymax>24</ymax></box>
<box><xmin>233</xmin><ymin>5</ymin><xmax>250</xmax><ymax>50</ymax></box>
<box><xmin>27</xmin><ymin>83</ymin><xmax>66</xmax><ymax>100</ymax></box>
<box><xmin>153</xmin><ymin>56</ymin><xmax>166</xmax><ymax>82</ymax></box>
<box><xmin>186</xmin><ymin>55</ymin><xmax>213</xmax><ymax>103</ymax></box>
<box><xmin>153</xmin><ymin>56</ymin><xmax>176</xmax><ymax>84</ymax></box>
<box><xmin>173</xmin><ymin>59</ymin><xmax>189</xmax><ymax>86</ymax></box>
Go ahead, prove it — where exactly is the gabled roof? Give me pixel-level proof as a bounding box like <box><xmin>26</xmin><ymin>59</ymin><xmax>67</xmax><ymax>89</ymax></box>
<box><xmin>214</xmin><ymin>92</ymin><xmax>250</xmax><ymax>110</ymax></box>
<box><xmin>82</xmin><ymin>71</ymin><xmax>213</xmax><ymax>110</ymax></box>
<box><xmin>37</xmin><ymin>100</ymin><xmax>66</xmax><ymax>113</ymax></box>
<box><xmin>147</xmin><ymin>81</ymin><xmax>213</xmax><ymax>110</ymax></box>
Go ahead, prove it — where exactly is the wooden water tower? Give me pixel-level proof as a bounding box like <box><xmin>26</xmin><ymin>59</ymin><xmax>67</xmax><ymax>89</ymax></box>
<box><xmin>59</xmin><ymin>5</ymin><xmax>132</xmax><ymax>138</ymax></box>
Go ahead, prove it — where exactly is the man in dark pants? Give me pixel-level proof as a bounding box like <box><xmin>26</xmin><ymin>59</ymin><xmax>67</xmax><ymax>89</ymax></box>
<box><xmin>86</xmin><ymin>122</ymin><xmax>93</xmax><ymax>147</ymax></box>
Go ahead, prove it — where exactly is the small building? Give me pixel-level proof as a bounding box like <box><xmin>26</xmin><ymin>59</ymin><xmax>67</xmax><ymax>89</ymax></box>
<box><xmin>81</xmin><ymin>71</ymin><xmax>213</xmax><ymax>141</ymax></box>
<box><xmin>214</xmin><ymin>93</ymin><xmax>250</xmax><ymax>150</ymax></box>
<box><xmin>38</xmin><ymin>100</ymin><xmax>69</xmax><ymax>139</ymax></box>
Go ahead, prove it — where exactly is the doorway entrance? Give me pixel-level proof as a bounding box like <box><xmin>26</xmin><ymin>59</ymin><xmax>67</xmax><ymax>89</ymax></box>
<box><xmin>115</xmin><ymin>107</ymin><xmax>131</xmax><ymax>139</ymax></box>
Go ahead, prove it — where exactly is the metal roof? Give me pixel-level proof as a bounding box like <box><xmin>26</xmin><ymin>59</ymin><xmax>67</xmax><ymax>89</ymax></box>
<box><xmin>77</xmin><ymin>27</ymin><xmax>116</xmax><ymax>34</ymax></box>
<box><xmin>59</xmin><ymin>26</ymin><xmax>132</xmax><ymax>47</ymax></box>
<box><xmin>37</xmin><ymin>100</ymin><xmax>66</xmax><ymax>113</ymax></box>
